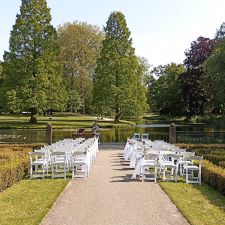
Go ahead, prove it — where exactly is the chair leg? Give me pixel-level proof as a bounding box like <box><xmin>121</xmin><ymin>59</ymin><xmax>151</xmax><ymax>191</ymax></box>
<box><xmin>64</xmin><ymin>164</ymin><xmax>66</xmax><ymax>179</ymax></box>
<box><xmin>163</xmin><ymin>168</ymin><xmax>166</xmax><ymax>181</ymax></box>
<box><xmin>72</xmin><ymin>165</ymin><xmax>74</xmax><ymax>179</ymax></box>
<box><xmin>30</xmin><ymin>165</ymin><xmax>33</xmax><ymax>179</ymax></box>
<box><xmin>154</xmin><ymin>167</ymin><xmax>157</xmax><ymax>183</ymax></box>
<box><xmin>141</xmin><ymin>169</ymin><xmax>145</xmax><ymax>182</ymax></box>
<box><xmin>186</xmin><ymin>168</ymin><xmax>188</xmax><ymax>184</ymax></box>
<box><xmin>52</xmin><ymin>165</ymin><xmax>54</xmax><ymax>179</ymax></box>
<box><xmin>42</xmin><ymin>165</ymin><xmax>45</xmax><ymax>179</ymax></box>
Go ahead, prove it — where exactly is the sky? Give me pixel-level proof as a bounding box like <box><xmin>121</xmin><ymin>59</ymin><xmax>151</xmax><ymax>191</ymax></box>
<box><xmin>1</xmin><ymin>0</ymin><xmax>225</xmax><ymax>66</ymax></box>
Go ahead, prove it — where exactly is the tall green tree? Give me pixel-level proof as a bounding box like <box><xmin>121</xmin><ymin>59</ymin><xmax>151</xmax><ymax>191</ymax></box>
<box><xmin>148</xmin><ymin>63</ymin><xmax>185</xmax><ymax>115</ymax></box>
<box><xmin>58</xmin><ymin>22</ymin><xmax>104</xmax><ymax>114</ymax></box>
<box><xmin>2</xmin><ymin>0</ymin><xmax>67</xmax><ymax>123</ymax></box>
<box><xmin>205</xmin><ymin>38</ymin><xmax>225</xmax><ymax>116</ymax></box>
<box><xmin>93</xmin><ymin>11</ymin><xmax>147</xmax><ymax>122</ymax></box>
<box><xmin>0</xmin><ymin>61</ymin><xmax>3</xmax><ymax>86</ymax></box>
<box><xmin>0</xmin><ymin>61</ymin><xmax>4</xmax><ymax>112</ymax></box>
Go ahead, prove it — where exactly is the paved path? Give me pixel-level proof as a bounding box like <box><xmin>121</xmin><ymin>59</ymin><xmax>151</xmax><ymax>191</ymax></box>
<box><xmin>41</xmin><ymin>145</ymin><xmax>189</xmax><ymax>225</ymax></box>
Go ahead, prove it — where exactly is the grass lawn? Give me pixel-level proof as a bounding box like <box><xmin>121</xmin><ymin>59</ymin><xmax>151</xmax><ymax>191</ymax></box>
<box><xmin>160</xmin><ymin>180</ymin><xmax>225</xmax><ymax>225</ymax></box>
<box><xmin>0</xmin><ymin>179</ymin><xmax>69</xmax><ymax>225</ymax></box>
<box><xmin>0</xmin><ymin>114</ymin><xmax>134</xmax><ymax>129</ymax></box>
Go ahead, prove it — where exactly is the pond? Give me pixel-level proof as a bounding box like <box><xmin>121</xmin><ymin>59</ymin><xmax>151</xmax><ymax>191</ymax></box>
<box><xmin>0</xmin><ymin>119</ymin><xmax>225</xmax><ymax>144</ymax></box>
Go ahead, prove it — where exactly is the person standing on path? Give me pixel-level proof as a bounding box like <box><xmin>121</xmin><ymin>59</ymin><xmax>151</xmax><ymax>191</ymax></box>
<box><xmin>92</xmin><ymin>121</ymin><xmax>99</xmax><ymax>138</ymax></box>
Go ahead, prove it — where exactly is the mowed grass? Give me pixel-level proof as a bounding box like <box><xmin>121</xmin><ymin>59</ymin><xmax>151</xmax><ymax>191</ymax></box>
<box><xmin>0</xmin><ymin>114</ymin><xmax>134</xmax><ymax>129</ymax></box>
<box><xmin>0</xmin><ymin>179</ymin><xmax>69</xmax><ymax>225</ymax></box>
<box><xmin>160</xmin><ymin>180</ymin><xmax>225</xmax><ymax>225</ymax></box>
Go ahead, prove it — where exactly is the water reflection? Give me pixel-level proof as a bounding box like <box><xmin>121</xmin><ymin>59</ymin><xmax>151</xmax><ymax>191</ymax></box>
<box><xmin>0</xmin><ymin>120</ymin><xmax>224</xmax><ymax>143</ymax></box>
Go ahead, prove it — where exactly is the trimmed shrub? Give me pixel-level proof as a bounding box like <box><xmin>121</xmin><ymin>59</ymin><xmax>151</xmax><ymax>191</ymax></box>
<box><xmin>0</xmin><ymin>158</ymin><xmax>29</xmax><ymax>191</ymax></box>
<box><xmin>219</xmin><ymin>161</ymin><xmax>225</xmax><ymax>169</ymax></box>
<box><xmin>177</xmin><ymin>144</ymin><xmax>225</xmax><ymax>195</ymax></box>
<box><xmin>202</xmin><ymin>160</ymin><xmax>225</xmax><ymax>195</ymax></box>
<box><xmin>177</xmin><ymin>144</ymin><xmax>225</xmax><ymax>167</ymax></box>
<box><xmin>0</xmin><ymin>144</ymin><xmax>42</xmax><ymax>192</ymax></box>
<box><xmin>204</xmin><ymin>154</ymin><xmax>225</xmax><ymax>166</ymax></box>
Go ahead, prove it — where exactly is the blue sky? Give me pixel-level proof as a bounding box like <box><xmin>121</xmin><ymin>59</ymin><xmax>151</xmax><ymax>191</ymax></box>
<box><xmin>1</xmin><ymin>0</ymin><xmax>225</xmax><ymax>66</ymax></box>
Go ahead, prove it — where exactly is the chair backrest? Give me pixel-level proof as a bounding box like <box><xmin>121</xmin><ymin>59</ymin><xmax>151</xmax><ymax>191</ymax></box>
<box><xmin>29</xmin><ymin>151</ymin><xmax>46</xmax><ymax>162</ymax></box>
<box><xmin>51</xmin><ymin>152</ymin><xmax>66</xmax><ymax>157</ymax></box>
<box><xmin>141</xmin><ymin>133</ymin><xmax>149</xmax><ymax>140</ymax></box>
<box><xmin>72</xmin><ymin>151</ymin><xmax>86</xmax><ymax>156</ymax></box>
<box><xmin>181</xmin><ymin>151</ymin><xmax>195</xmax><ymax>157</ymax></box>
<box><xmin>144</xmin><ymin>153</ymin><xmax>158</xmax><ymax>160</ymax></box>
<box><xmin>163</xmin><ymin>154</ymin><xmax>180</xmax><ymax>161</ymax></box>
<box><xmin>133</xmin><ymin>133</ymin><xmax>141</xmax><ymax>140</ymax></box>
<box><xmin>175</xmin><ymin>148</ymin><xmax>186</xmax><ymax>154</ymax></box>
<box><xmin>29</xmin><ymin>151</ymin><xmax>45</xmax><ymax>156</ymax></box>
<box><xmin>185</xmin><ymin>155</ymin><xmax>203</xmax><ymax>162</ymax></box>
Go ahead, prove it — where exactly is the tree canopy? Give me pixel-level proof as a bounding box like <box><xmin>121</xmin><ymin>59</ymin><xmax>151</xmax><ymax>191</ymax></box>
<box><xmin>93</xmin><ymin>11</ymin><xmax>147</xmax><ymax>121</ymax></box>
<box><xmin>205</xmin><ymin>37</ymin><xmax>225</xmax><ymax>115</ymax></box>
<box><xmin>148</xmin><ymin>63</ymin><xmax>185</xmax><ymax>115</ymax></box>
<box><xmin>58</xmin><ymin>22</ymin><xmax>104</xmax><ymax>113</ymax></box>
<box><xmin>179</xmin><ymin>36</ymin><xmax>215</xmax><ymax>119</ymax></box>
<box><xmin>1</xmin><ymin>0</ymin><xmax>67</xmax><ymax>122</ymax></box>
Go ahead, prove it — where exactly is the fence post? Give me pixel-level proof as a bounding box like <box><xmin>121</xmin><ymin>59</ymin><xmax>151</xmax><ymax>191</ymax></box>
<box><xmin>46</xmin><ymin>123</ymin><xmax>52</xmax><ymax>145</ymax></box>
<box><xmin>169</xmin><ymin>123</ymin><xmax>176</xmax><ymax>144</ymax></box>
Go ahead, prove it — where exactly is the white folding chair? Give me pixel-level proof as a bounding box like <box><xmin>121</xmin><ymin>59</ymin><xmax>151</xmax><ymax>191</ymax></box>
<box><xmin>51</xmin><ymin>152</ymin><xmax>67</xmax><ymax>179</ymax></box>
<box><xmin>29</xmin><ymin>152</ymin><xmax>48</xmax><ymax>179</ymax></box>
<box><xmin>72</xmin><ymin>151</ymin><xmax>89</xmax><ymax>179</ymax></box>
<box><xmin>179</xmin><ymin>151</ymin><xmax>195</xmax><ymax>176</ymax></box>
<box><xmin>161</xmin><ymin>154</ymin><xmax>180</xmax><ymax>182</ymax></box>
<box><xmin>141</xmin><ymin>153</ymin><xmax>158</xmax><ymax>183</ymax></box>
<box><xmin>133</xmin><ymin>133</ymin><xmax>141</xmax><ymax>141</ymax></box>
<box><xmin>184</xmin><ymin>156</ymin><xmax>203</xmax><ymax>185</ymax></box>
<box><xmin>141</xmin><ymin>133</ymin><xmax>149</xmax><ymax>141</ymax></box>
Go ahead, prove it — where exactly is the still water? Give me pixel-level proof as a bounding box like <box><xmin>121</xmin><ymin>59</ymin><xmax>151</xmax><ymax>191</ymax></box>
<box><xmin>0</xmin><ymin>119</ymin><xmax>224</xmax><ymax>143</ymax></box>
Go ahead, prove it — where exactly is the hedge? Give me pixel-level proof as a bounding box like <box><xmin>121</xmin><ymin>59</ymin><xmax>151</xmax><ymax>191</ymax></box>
<box><xmin>0</xmin><ymin>158</ymin><xmax>29</xmax><ymax>191</ymax></box>
<box><xmin>0</xmin><ymin>144</ymin><xmax>42</xmax><ymax>192</ymax></box>
<box><xmin>177</xmin><ymin>144</ymin><xmax>225</xmax><ymax>166</ymax></box>
<box><xmin>177</xmin><ymin>144</ymin><xmax>225</xmax><ymax>195</ymax></box>
<box><xmin>202</xmin><ymin>160</ymin><xmax>225</xmax><ymax>195</ymax></box>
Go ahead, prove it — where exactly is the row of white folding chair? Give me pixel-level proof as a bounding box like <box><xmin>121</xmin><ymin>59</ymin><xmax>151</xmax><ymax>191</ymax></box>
<box><xmin>123</xmin><ymin>140</ymin><xmax>142</xmax><ymax>161</ymax></box>
<box><xmin>71</xmin><ymin>138</ymin><xmax>99</xmax><ymax>179</ymax></box>
<box><xmin>140</xmin><ymin>152</ymin><xmax>202</xmax><ymax>185</ymax></box>
<box><xmin>139</xmin><ymin>153</ymin><xmax>179</xmax><ymax>183</ymax></box>
<box><xmin>126</xmin><ymin>139</ymin><xmax>203</xmax><ymax>185</ymax></box>
<box><xmin>133</xmin><ymin>133</ymin><xmax>149</xmax><ymax>141</ymax></box>
<box><xmin>30</xmin><ymin>138</ymin><xmax>97</xmax><ymax>179</ymax></box>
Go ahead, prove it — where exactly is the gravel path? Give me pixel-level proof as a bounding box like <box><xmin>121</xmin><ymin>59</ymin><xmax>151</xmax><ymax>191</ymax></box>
<box><xmin>41</xmin><ymin>145</ymin><xmax>189</xmax><ymax>225</ymax></box>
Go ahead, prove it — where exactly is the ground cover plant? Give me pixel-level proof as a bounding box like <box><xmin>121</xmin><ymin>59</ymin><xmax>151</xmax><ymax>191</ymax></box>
<box><xmin>160</xmin><ymin>180</ymin><xmax>225</xmax><ymax>225</ymax></box>
<box><xmin>0</xmin><ymin>179</ymin><xmax>69</xmax><ymax>225</ymax></box>
<box><xmin>0</xmin><ymin>114</ymin><xmax>134</xmax><ymax>129</ymax></box>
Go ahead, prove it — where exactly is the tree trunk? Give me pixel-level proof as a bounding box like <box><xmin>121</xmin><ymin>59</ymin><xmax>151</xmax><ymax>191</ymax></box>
<box><xmin>114</xmin><ymin>69</ymin><xmax>121</xmax><ymax>123</ymax></box>
<box><xmin>29</xmin><ymin>107</ymin><xmax>37</xmax><ymax>124</ymax></box>
<box><xmin>184</xmin><ymin>113</ymin><xmax>192</xmax><ymax>122</ymax></box>
<box><xmin>115</xmin><ymin>111</ymin><xmax>121</xmax><ymax>123</ymax></box>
